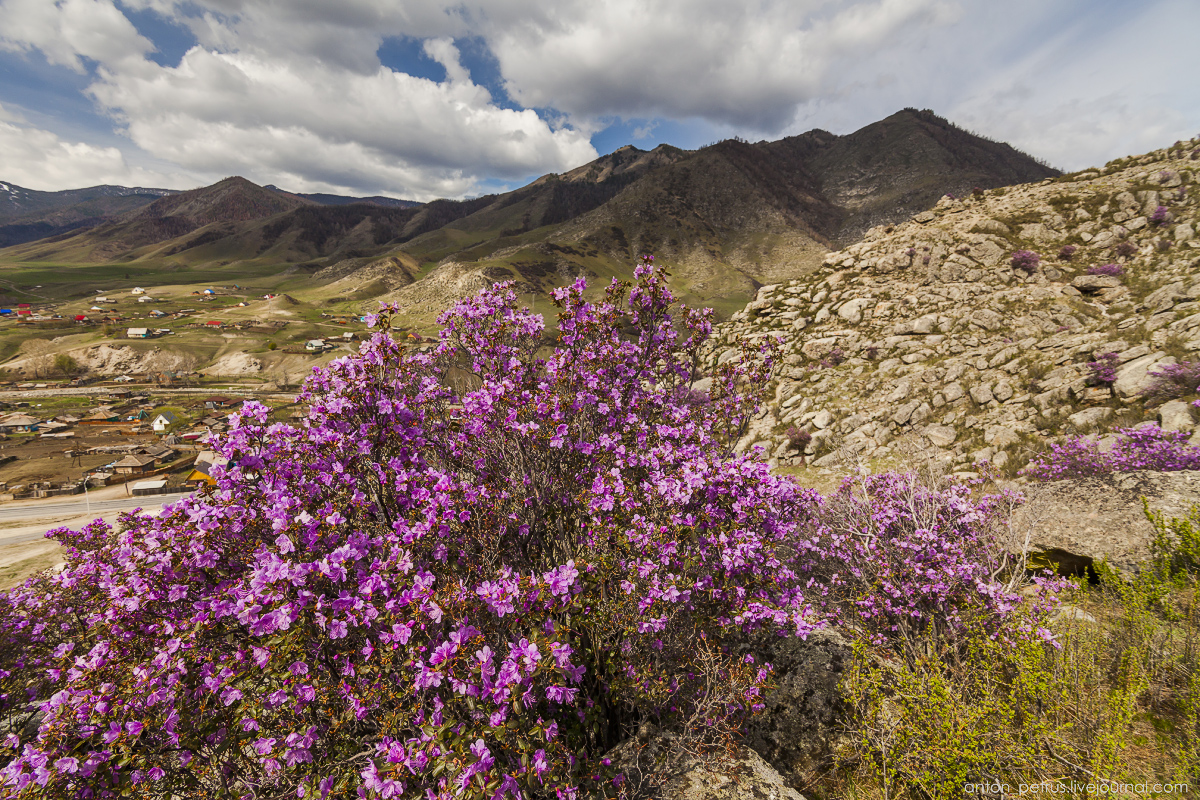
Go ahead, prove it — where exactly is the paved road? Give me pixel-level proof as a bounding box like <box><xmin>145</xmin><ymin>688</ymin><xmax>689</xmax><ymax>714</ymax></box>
<box><xmin>0</xmin><ymin>492</ymin><xmax>195</xmax><ymax>546</ymax></box>
<box><xmin>0</xmin><ymin>492</ymin><xmax>192</xmax><ymax>522</ymax></box>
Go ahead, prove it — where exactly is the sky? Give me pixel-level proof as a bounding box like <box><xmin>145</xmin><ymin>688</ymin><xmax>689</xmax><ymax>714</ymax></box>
<box><xmin>0</xmin><ymin>0</ymin><xmax>1197</xmax><ymax>202</ymax></box>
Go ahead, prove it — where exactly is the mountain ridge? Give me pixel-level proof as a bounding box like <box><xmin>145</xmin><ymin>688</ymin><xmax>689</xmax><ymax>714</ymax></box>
<box><xmin>1</xmin><ymin>109</ymin><xmax>1059</xmax><ymax>320</ymax></box>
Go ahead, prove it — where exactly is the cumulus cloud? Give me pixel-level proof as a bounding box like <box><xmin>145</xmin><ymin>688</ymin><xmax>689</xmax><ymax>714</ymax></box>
<box><xmin>488</xmin><ymin>0</ymin><xmax>957</xmax><ymax>132</ymax></box>
<box><xmin>0</xmin><ymin>0</ymin><xmax>153</xmax><ymax>72</ymax></box>
<box><xmin>84</xmin><ymin>45</ymin><xmax>596</xmax><ymax>199</ymax></box>
<box><xmin>0</xmin><ymin>103</ymin><xmax>181</xmax><ymax>190</ymax></box>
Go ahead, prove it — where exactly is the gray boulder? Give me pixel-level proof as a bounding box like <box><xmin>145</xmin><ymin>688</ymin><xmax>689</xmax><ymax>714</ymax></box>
<box><xmin>1159</xmin><ymin>399</ymin><xmax>1196</xmax><ymax>432</ymax></box>
<box><xmin>1015</xmin><ymin>471</ymin><xmax>1200</xmax><ymax>574</ymax></box>
<box><xmin>607</xmin><ymin>731</ymin><xmax>806</xmax><ymax>800</ymax></box>
<box><xmin>743</xmin><ymin>627</ymin><xmax>851</xmax><ymax>786</ymax></box>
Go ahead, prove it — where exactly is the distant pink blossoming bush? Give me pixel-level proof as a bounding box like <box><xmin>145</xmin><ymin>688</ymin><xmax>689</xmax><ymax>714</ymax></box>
<box><xmin>1023</xmin><ymin>424</ymin><xmax>1200</xmax><ymax>480</ymax></box>
<box><xmin>1141</xmin><ymin>360</ymin><xmax>1200</xmax><ymax>405</ymax></box>
<box><xmin>1086</xmin><ymin>263</ymin><xmax>1124</xmax><ymax>277</ymax></box>
<box><xmin>0</xmin><ymin>260</ymin><xmax>1052</xmax><ymax>798</ymax></box>
<box><xmin>1011</xmin><ymin>250</ymin><xmax>1040</xmax><ymax>275</ymax></box>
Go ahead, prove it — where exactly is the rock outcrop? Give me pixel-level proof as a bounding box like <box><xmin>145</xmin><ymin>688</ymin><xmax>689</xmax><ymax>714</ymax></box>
<box><xmin>705</xmin><ymin>138</ymin><xmax>1200</xmax><ymax>475</ymax></box>
<box><xmin>1015</xmin><ymin>470</ymin><xmax>1200</xmax><ymax>573</ymax></box>
<box><xmin>606</xmin><ymin>732</ymin><xmax>806</xmax><ymax>800</ymax></box>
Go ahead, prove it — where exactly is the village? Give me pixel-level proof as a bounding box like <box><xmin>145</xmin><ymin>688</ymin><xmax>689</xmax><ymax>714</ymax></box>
<box><xmin>0</xmin><ymin>384</ymin><xmax>303</xmax><ymax>502</ymax></box>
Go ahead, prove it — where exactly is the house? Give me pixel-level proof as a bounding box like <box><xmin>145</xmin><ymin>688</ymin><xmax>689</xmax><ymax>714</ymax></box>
<box><xmin>151</xmin><ymin>411</ymin><xmax>178</xmax><ymax>432</ymax></box>
<box><xmin>94</xmin><ymin>297</ymin><xmax>110</xmax><ymax>303</ymax></box>
<box><xmin>205</xmin><ymin>321</ymin><xmax>222</xmax><ymax>328</ymax></box>
<box><xmin>205</xmin><ymin>397</ymin><xmax>232</xmax><ymax>408</ymax></box>
<box><xmin>0</xmin><ymin>413</ymin><xmax>41</xmax><ymax>432</ymax></box>
<box><xmin>186</xmin><ymin>450</ymin><xmax>229</xmax><ymax>487</ymax></box>
<box><xmin>81</xmin><ymin>407</ymin><xmax>120</xmax><ymax>424</ymax></box>
<box><xmin>141</xmin><ymin>444</ymin><xmax>176</xmax><ymax>463</ymax></box>
<box><xmin>16</xmin><ymin>304</ymin><xmax>31</xmax><ymax>317</ymax></box>
<box><xmin>130</xmin><ymin>479</ymin><xmax>168</xmax><ymax>497</ymax></box>
<box><xmin>149</xmin><ymin>309</ymin><xmax>166</xmax><ymax>317</ymax></box>
<box><xmin>127</xmin><ymin>328</ymin><xmax>149</xmax><ymax>339</ymax></box>
<box><xmin>112</xmin><ymin>454</ymin><xmax>156</xmax><ymax>475</ymax></box>
<box><xmin>137</xmin><ymin>296</ymin><xmax>156</xmax><ymax>303</ymax></box>
<box><xmin>306</xmin><ymin>339</ymin><xmax>327</xmax><ymax>352</ymax></box>
<box><xmin>131</xmin><ymin>287</ymin><xmax>145</xmax><ymax>295</ymax></box>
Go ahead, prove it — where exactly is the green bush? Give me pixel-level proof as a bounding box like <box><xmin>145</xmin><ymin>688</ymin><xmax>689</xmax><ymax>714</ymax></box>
<box><xmin>833</xmin><ymin>502</ymin><xmax>1200</xmax><ymax>798</ymax></box>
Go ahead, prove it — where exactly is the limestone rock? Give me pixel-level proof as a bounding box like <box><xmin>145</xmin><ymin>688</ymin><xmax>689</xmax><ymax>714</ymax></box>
<box><xmin>923</xmin><ymin>424</ymin><xmax>957</xmax><ymax>447</ymax></box>
<box><xmin>1072</xmin><ymin>275</ymin><xmax>1122</xmax><ymax>292</ymax></box>
<box><xmin>970</xmin><ymin>383</ymin><xmax>994</xmax><ymax>404</ymax></box>
<box><xmin>1015</xmin><ymin>471</ymin><xmax>1200</xmax><ymax>574</ymax></box>
<box><xmin>606</xmin><ymin>732</ymin><xmax>806</xmax><ymax>800</ymax></box>
<box><xmin>1113</xmin><ymin>352</ymin><xmax>1173</xmax><ymax>398</ymax></box>
<box><xmin>1067</xmin><ymin>407</ymin><xmax>1112</xmax><ymax>428</ymax></box>
<box><xmin>1159</xmin><ymin>399</ymin><xmax>1196</xmax><ymax>432</ymax></box>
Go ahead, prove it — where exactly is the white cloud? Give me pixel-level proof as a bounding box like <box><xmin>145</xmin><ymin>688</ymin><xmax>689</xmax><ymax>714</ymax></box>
<box><xmin>2</xmin><ymin>0</ymin><xmax>1199</xmax><ymax>195</ymax></box>
<box><xmin>84</xmin><ymin>46</ymin><xmax>597</xmax><ymax>199</ymax></box>
<box><xmin>487</xmin><ymin>0</ymin><xmax>957</xmax><ymax>131</ymax></box>
<box><xmin>0</xmin><ymin>0</ymin><xmax>153</xmax><ymax>72</ymax></box>
<box><xmin>0</xmin><ymin>103</ymin><xmax>181</xmax><ymax>190</ymax></box>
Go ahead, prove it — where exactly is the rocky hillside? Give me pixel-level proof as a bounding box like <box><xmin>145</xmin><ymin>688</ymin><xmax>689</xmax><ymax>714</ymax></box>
<box><xmin>710</xmin><ymin>137</ymin><xmax>1200</xmax><ymax>474</ymax></box>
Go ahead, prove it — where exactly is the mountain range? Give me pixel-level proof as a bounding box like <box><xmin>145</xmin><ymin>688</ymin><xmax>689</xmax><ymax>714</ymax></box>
<box><xmin>0</xmin><ymin>109</ymin><xmax>1058</xmax><ymax>318</ymax></box>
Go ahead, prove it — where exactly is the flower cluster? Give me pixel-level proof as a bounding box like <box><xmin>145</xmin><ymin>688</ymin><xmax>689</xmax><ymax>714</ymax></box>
<box><xmin>1150</xmin><ymin>205</ymin><xmax>1172</xmax><ymax>227</ymax></box>
<box><xmin>1023</xmin><ymin>424</ymin><xmax>1200</xmax><ymax>480</ymax></box>
<box><xmin>1011</xmin><ymin>250</ymin><xmax>1040</xmax><ymax>275</ymax></box>
<box><xmin>804</xmin><ymin>473</ymin><xmax>1051</xmax><ymax>646</ymax></box>
<box><xmin>1085</xmin><ymin>352</ymin><xmax>1120</xmax><ymax>386</ymax></box>
<box><xmin>0</xmin><ymin>261</ymin><xmax>823</xmax><ymax>799</ymax></box>
<box><xmin>1141</xmin><ymin>360</ymin><xmax>1200</xmax><ymax>405</ymax></box>
<box><xmin>1086</xmin><ymin>263</ymin><xmax>1124</xmax><ymax>277</ymax></box>
<box><xmin>1057</xmin><ymin>245</ymin><xmax>1076</xmax><ymax>261</ymax></box>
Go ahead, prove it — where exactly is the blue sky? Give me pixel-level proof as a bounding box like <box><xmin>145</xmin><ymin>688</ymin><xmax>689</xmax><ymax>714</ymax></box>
<box><xmin>0</xmin><ymin>0</ymin><xmax>1197</xmax><ymax>201</ymax></box>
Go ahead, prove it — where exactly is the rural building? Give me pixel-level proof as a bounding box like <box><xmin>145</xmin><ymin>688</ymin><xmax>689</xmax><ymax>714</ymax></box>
<box><xmin>0</xmin><ymin>413</ymin><xmax>41</xmax><ymax>432</ymax></box>
<box><xmin>142</xmin><ymin>444</ymin><xmax>176</xmax><ymax>463</ymax></box>
<box><xmin>131</xmin><ymin>287</ymin><xmax>145</xmax><ymax>295</ymax></box>
<box><xmin>151</xmin><ymin>411</ymin><xmax>178</xmax><ymax>432</ymax></box>
<box><xmin>205</xmin><ymin>397</ymin><xmax>232</xmax><ymax>408</ymax></box>
<box><xmin>186</xmin><ymin>450</ymin><xmax>229</xmax><ymax>487</ymax></box>
<box><xmin>81</xmin><ymin>407</ymin><xmax>119</xmax><ymax>424</ymax></box>
<box><xmin>112</xmin><ymin>454</ymin><xmax>156</xmax><ymax>475</ymax></box>
<box><xmin>306</xmin><ymin>339</ymin><xmax>326</xmax><ymax>352</ymax></box>
<box><xmin>127</xmin><ymin>328</ymin><xmax>150</xmax><ymax>338</ymax></box>
<box><xmin>130</xmin><ymin>479</ymin><xmax>168</xmax><ymax>497</ymax></box>
<box><xmin>137</xmin><ymin>296</ymin><xmax>156</xmax><ymax>303</ymax></box>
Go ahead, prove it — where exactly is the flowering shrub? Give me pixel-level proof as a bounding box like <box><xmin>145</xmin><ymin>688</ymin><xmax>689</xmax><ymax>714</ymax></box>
<box><xmin>1115</xmin><ymin>241</ymin><xmax>1137</xmax><ymax>258</ymax></box>
<box><xmin>1057</xmin><ymin>245</ymin><xmax>1077</xmax><ymax>261</ymax></box>
<box><xmin>1023</xmin><ymin>425</ymin><xmax>1200</xmax><ymax>480</ymax></box>
<box><xmin>1150</xmin><ymin>206</ymin><xmax>1171</xmax><ymax>227</ymax></box>
<box><xmin>1086</xmin><ymin>352</ymin><xmax>1120</xmax><ymax>386</ymax></box>
<box><xmin>820</xmin><ymin>347</ymin><xmax>845</xmax><ymax>368</ymax></box>
<box><xmin>785</xmin><ymin>426</ymin><xmax>812</xmax><ymax>452</ymax></box>
<box><xmin>1011</xmin><ymin>250</ymin><xmax>1039</xmax><ymax>275</ymax></box>
<box><xmin>0</xmin><ymin>262</ymin><xmax>1059</xmax><ymax>799</ymax></box>
<box><xmin>1142</xmin><ymin>360</ymin><xmax>1200</xmax><ymax>405</ymax></box>
<box><xmin>0</xmin><ymin>262</ymin><xmax>833</xmax><ymax>798</ymax></box>
<box><xmin>1086</xmin><ymin>263</ymin><xmax>1124</xmax><ymax>277</ymax></box>
<box><xmin>806</xmin><ymin>473</ymin><xmax>1053</xmax><ymax>647</ymax></box>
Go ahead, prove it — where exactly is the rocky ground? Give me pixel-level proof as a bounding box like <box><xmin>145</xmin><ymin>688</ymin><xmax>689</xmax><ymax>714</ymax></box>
<box><xmin>708</xmin><ymin>137</ymin><xmax>1200</xmax><ymax>475</ymax></box>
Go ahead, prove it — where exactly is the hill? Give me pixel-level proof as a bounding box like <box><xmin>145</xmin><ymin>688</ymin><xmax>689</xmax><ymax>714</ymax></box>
<box><xmin>710</xmin><ymin>135</ymin><xmax>1200</xmax><ymax>480</ymax></box>
<box><xmin>0</xmin><ymin>181</ymin><xmax>176</xmax><ymax>248</ymax></box>
<box><xmin>0</xmin><ymin>109</ymin><xmax>1058</xmax><ymax>322</ymax></box>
